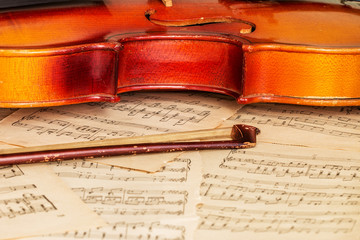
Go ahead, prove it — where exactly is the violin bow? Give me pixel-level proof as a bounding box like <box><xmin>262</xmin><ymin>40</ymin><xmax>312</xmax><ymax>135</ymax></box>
<box><xmin>0</xmin><ymin>124</ymin><xmax>259</xmax><ymax>166</ymax></box>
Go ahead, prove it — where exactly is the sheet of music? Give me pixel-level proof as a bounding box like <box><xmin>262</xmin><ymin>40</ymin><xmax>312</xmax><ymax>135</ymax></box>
<box><xmin>222</xmin><ymin>104</ymin><xmax>360</xmax><ymax>151</ymax></box>
<box><xmin>195</xmin><ymin>144</ymin><xmax>360</xmax><ymax>240</ymax></box>
<box><xmin>0</xmin><ymin>92</ymin><xmax>239</xmax><ymax>239</ymax></box>
<box><xmin>0</xmin><ymin>92</ymin><xmax>239</xmax><ymax>146</ymax></box>
<box><xmin>0</xmin><ymin>92</ymin><xmax>240</xmax><ymax>172</ymax></box>
<box><xmin>0</xmin><ymin>164</ymin><xmax>105</xmax><ymax>239</ymax></box>
<box><xmin>1</xmin><ymin>93</ymin><xmax>359</xmax><ymax>239</ymax></box>
<box><xmin>25</xmin><ymin>151</ymin><xmax>202</xmax><ymax>239</ymax></box>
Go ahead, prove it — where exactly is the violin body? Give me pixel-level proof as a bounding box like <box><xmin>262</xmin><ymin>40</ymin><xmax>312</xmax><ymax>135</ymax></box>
<box><xmin>0</xmin><ymin>0</ymin><xmax>359</xmax><ymax>107</ymax></box>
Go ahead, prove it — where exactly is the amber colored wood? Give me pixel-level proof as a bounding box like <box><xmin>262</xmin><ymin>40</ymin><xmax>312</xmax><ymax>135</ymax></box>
<box><xmin>0</xmin><ymin>0</ymin><xmax>359</xmax><ymax>107</ymax></box>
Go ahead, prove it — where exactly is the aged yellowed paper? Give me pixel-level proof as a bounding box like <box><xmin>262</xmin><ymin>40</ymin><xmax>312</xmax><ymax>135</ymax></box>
<box><xmin>25</xmin><ymin>151</ymin><xmax>202</xmax><ymax>239</ymax></box>
<box><xmin>0</xmin><ymin>164</ymin><xmax>105</xmax><ymax>239</ymax></box>
<box><xmin>0</xmin><ymin>92</ymin><xmax>240</xmax><ymax>172</ymax></box>
<box><xmin>196</xmin><ymin>143</ymin><xmax>360</xmax><ymax>240</ymax></box>
<box><xmin>223</xmin><ymin>104</ymin><xmax>360</xmax><ymax>151</ymax></box>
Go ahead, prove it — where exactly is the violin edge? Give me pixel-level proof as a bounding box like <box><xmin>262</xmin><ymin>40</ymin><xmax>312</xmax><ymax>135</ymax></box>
<box><xmin>0</xmin><ymin>34</ymin><xmax>359</xmax><ymax>108</ymax></box>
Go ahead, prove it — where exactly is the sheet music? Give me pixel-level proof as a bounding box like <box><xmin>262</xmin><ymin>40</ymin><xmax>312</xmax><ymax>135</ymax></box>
<box><xmin>0</xmin><ymin>92</ymin><xmax>239</xmax><ymax>145</ymax></box>
<box><xmin>222</xmin><ymin>104</ymin><xmax>360</xmax><ymax>151</ymax></box>
<box><xmin>195</xmin><ymin>143</ymin><xmax>360</xmax><ymax>240</ymax></box>
<box><xmin>0</xmin><ymin>164</ymin><xmax>105</xmax><ymax>239</ymax></box>
<box><xmin>46</xmin><ymin>220</ymin><xmax>193</xmax><ymax>240</ymax></box>
<box><xmin>1</xmin><ymin>95</ymin><xmax>359</xmax><ymax>239</ymax></box>
<box><xmin>0</xmin><ymin>92</ymin><xmax>240</xmax><ymax>172</ymax></box>
<box><xmin>25</xmin><ymin>151</ymin><xmax>202</xmax><ymax>239</ymax></box>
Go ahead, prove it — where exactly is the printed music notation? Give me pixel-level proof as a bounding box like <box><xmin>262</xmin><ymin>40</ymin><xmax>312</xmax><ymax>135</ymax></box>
<box><xmin>0</xmin><ymin>165</ymin><xmax>105</xmax><ymax>240</ymax></box>
<box><xmin>197</xmin><ymin>204</ymin><xmax>359</xmax><ymax>234</ymax></box>
<box><xmin>198</xmin><ymin>213</ymin><xmax>356</xmax><ymax>234</ymax></box>
<box><xmin>202</xmin><ymin>174</ymin><xmax>360</xmax><ymax>191</ymax></box>
<box><xmin>223</xmin><ymin>104</ymin><xmax>360</xmax><ymax>151</ymax></box>
<box><xmin>0</xmin><ymin>92</ymin><xmax>239</xmax><ymax>145</ymax></box>
<box><xmin>0</xmin><ymin>167</ymin><xmax>54</xmax><ymax>220</ymax></box>
<box><xmin>0</xmin><ymin>182</ymin><xmax>55</xmax><ymax>220</ymax></box>
<box><xmin>0</xmin><ymin>184</ymin><xmax>36</xmax><ymax>194</ymax></box>
<box><xmin>219</xmin><ymin>150</ymin><xmax>360</xmax><ymax>181</ymax></box>
<box><xmin>201</xmin><ymin>181</ymin><xmax>360</xmax><ymax>206</ymax></box>
<box><xmin>201</xmin><ymin>165</ymin><xmax>360</xmax><ymax>207</ymax></box>
<box><xmin>83</xmin><ymin>92</ymin><xmax>238</xmax><ymax>128</ymax></box>
<box><xmin>0</xmin><ymin>92</ymin><xmax>240</xmax><ymax>173</ymax></box>
<box><xmin>72</xmin><ymin>187</ymin><xmax>188</xmax><ymax>216</ymax></box>
<box><xmin>0</xmin><ymin>193</ymin><xmax>57</xmax><ymax>219</ymax></box>
<box><xmin>197</xmin><ymin>204</ymin><xmax>360</xmax><ymax>217</ymax></box>
<box><xmin>11</xmin><ymin>108</ymin><xmax>162</xmax><ymax>141</ymax></box>
<box><xmin>87</xmin><ymin>100</ymin><xmax>212</xmax><ymax>126</ymax></box>
<box><xmin>0</xmin><ymin>165</ymin><xmax>24</xmax><ymax>179</ymax></box>
<box><xmin>0</xmin><ymin>93</ymin><xmax>210</xmax><ymax>240</ymax></box>
<box><xmin>52</xmin><ymin>157</ymin><xmax>195</xmax><ymax>217</ymax></box>
<box><xmin>49</xmin><ymin>221</ymin><xmax>185</xmax><ymax>240</ymax></box>
<box><xmin>196</xmin><ymin>144</ymin><xmax>360</xmax><ymax>239</ymax></box>
<box><xmin>52</xmin><ymin>158</ymin><xmax>192</xmax><ymax>183</ymax></box>
<box><xmin>2</xmin><ymin>93</ymin><xmax>359</xmax><ymax>239</ymax></box>
<box><xmin>228</xmin><ymin>104</ymin><xmax>360</xmax><ymax>138</ymax></box>
<box><xmin>34</xmin><ymin>151</ymin><xmax>202</xmax><ymax>239</ymax></box>
<box><xmin>35</xmin><ymin>152</ymin><xmax>201</xmax><ymax>239</ymax></box>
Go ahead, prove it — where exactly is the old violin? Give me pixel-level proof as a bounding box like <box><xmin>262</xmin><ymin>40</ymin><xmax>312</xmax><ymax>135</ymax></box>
<box><xmin>0</xmin><ymin>0</ymin><xmax>359</xmax><ymax>107</ymax></box>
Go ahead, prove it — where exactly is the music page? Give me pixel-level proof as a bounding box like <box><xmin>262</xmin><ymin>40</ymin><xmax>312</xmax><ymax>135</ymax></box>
<box><xmin>0</xmin><ymin>92</ymin><xmax>240</xmax><ymax>172</ymax></box>
<box><xmin>223</xmin><ymin>104</ymin><xmax>360</xmax><ymax>151</ymax></box>
<box><xmin>25</xmin><ymin>151</ymin><xmax>202</xmax><ymax>239</ymax></box>
<box><xmin>195</xmin><ymin>143</ymin><xmax>360</xmax><ymax>240</ymax></box>
<box><xmin>0</xmin><ymin>164</ymin><xmax>105</xmax><ymax>239</ymax></box>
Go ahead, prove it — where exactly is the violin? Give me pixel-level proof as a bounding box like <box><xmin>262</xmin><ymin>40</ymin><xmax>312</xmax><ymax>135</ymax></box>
<box><xmin>0</xmin><ymin>0</ymin><xmax>359</xmax><ymax>108</ymax></box>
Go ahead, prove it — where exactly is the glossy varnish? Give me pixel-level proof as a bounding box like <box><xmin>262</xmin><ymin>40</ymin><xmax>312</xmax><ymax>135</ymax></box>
<box><xmin>0</xmin><ymin>0</ymin><xmax>359</xmax><ymax>107</ymax></box>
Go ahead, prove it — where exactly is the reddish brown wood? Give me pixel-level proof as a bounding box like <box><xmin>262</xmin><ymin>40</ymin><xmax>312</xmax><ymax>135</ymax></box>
<box><xmin>0</xmin><ymin>124</ymin><xmax>259</xmax><ymax>166</ymax></box>
<box><xmin>0</xmin><ymin>0</ymin><xmax>358</xmax><ymax>107</ymax></box>
<box><xmin>0</xmin><ymin>141</ymin><xmax>252</xmax><ymax>165</ymax></box>
<box><xmin>116</xmin><ymin>38</ymin><xmax>244</xmax><ymax>98</ymax></box>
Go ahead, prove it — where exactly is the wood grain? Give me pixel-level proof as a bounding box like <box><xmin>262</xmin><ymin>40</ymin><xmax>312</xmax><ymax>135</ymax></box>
<box><xmin>0</xmin><ymin>0</ymin><xmax>358</xmax><ymax>107</ymax></box>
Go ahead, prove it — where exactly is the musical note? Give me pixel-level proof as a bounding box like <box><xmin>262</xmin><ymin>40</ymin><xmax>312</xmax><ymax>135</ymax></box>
<box><xmin>26</xmin><ymin>151</ymin><xmax>202</xmax><ymax>239</ymax></box>
<box><xmin>0</xmin><ymin>194</ymin><xmax>57</xmax><ymax>219</ymax></box>
<box><xmin>47</xmin><ymin>221</ymin><xmax>186</xmax><ymax>239</ymax></box>
<box><xmin>196</xmin><ymin>143</ymin><xmax>360</xmax><ymax>239</ymax></box>
<box><xmin>70</xmin><ymin>186</ymin><xmax>187</xmax><ymax>217</ymax></box>
<box><xmin>0</xmin><ymin>165</ymin><xmax>105</xmax><ymax>239</ymax></box>
<box><xmin>0</xmin><ymin>184</ymin><xmax>36</xmax><ymax>194</ymax></box>
<box><xmin>217</xmin><ymin>150</ymin><xmax>360</xmax><ymax>181</ymax></box>
<box><xmin>224</xmin><ymin>103</ymin><xmax>360</xmax><ymax>151</ymax></box>
<box><xmin>52</xmin><ymin>158</ymin><xmax>191</xmax><ymax>183</ymax></box>
<box><xmin>0</xmin><ymin>92</ymin><xmax>240</xmax><ymax>172</ymax></box>
<box><xmin>197</xmin><ymin>213</ymin><xmax>356</xmax><ymax>234</ymax></box>
<box><xmin>4</xmin><ymin>94</ymin><xmax>359</xmax><ymax>240</ymax></box>
<box><xmin>0</xmin><ymin>165</ymin><xmax>24</xmax><ymax>179</ymax></box>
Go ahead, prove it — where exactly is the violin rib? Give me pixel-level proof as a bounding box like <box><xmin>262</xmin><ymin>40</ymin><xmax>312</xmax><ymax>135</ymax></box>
<box><xmin>241</xmin><ymin>44</ymin><xmax>360</xmax><ymax>106</ymax></box>
<box><xmin>0</xmin><ymin>0</ymin><xmax>358</xmax><ymax>107</ymax></box>
<box><xmin>0</xmin><ymin>43</ymin><xmax>121</xmax><ymax>107</ymax></box>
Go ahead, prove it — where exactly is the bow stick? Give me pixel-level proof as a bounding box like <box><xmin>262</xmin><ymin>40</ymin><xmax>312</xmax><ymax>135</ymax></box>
<box><xmin>0</xmin><ymin>124</ymin><xmax>259</xmax><ymax>166</ymax></box>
